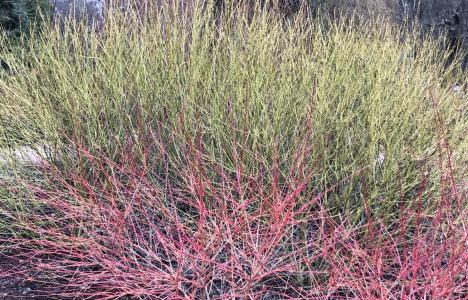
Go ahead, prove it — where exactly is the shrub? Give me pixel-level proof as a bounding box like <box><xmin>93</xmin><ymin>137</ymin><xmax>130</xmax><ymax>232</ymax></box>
<box><xmin>0</xmin><ymin>2</ymin><xmax>466</xmax><ymax>297</ymax></box>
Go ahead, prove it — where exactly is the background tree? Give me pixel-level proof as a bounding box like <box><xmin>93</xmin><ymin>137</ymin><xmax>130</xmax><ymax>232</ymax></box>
<box><xmin>0</xmin><ymin>0</ymin><xmax>51</xmax><ymax>40</ymax></box>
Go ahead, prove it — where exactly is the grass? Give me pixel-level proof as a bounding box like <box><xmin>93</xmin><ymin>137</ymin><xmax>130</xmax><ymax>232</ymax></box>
<box><xmin>0</xmin><ymin>1</ymin><xmax>466</xmax><ymax>298</ymax></box>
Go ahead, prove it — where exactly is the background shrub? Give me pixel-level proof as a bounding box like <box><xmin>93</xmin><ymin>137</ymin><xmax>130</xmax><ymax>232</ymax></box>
<box><xmin>0</xmin><ymin>0</ymin><xmax>50</xmax><ymax>41</ymax></box>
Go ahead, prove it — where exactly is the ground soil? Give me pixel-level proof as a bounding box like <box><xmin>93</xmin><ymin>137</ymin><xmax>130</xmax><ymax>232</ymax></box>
<box><xmin>0</xmin><ymin>257</ymin><xmax>46</xmax><ymax>300</ymax></box>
